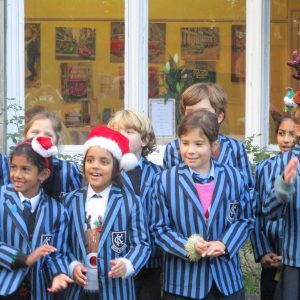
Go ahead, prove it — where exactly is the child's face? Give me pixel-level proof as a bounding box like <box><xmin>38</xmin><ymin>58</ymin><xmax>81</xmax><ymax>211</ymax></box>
<box><xmin>180</xmin><ymin>128</ymin><xmax>218</xmax><ymax>175</ymax></box>
<box><xmin>118</xmin><ymin>128</ymin><xmax>146</xmax><ymax>159</ymax></box>
<box><xmin>277</xmin><ymin>119</ymin><xmax>297</xmax><ymax>153</ymax></box>
<box><xmin>10</xmin><ymin>154</ymin><xmax>48</xmax><ymax>198</ymax></box>
<box><xmin>84</xmin><ymin>146</ymin><xmax>114</xmax><ymax>193</ymax></box>
<box><xmin>26</xmin><ymin>119</ymin><xmax>57</xmax><ymax>145</ymax></box>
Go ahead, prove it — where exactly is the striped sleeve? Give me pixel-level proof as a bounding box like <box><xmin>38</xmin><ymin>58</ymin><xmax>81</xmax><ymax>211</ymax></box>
<box><xmin>0</xmin><ymin>243</ymin><xmax>19</xmax><ymax>271</ymax></box>
<box><xmin>0</xmin><ymin>154</ymin><xmax>10</xmax><ymax>186</ymax></box>
<box><xmin>163</xmin><ymin>139</ymin><xmax>181</xmax><ymax>169</ymax></box>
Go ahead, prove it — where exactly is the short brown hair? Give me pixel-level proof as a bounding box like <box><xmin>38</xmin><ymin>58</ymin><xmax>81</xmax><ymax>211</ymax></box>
<box><xmin>108</xmin><ymin>109</ymin><xmax>156</xmax><ymax>156</ymax></box>
<box><xmin>180</xmin><ymin>83</ymin><xmax>227</xmax><ymax>117</ymax></box>
<box><xmin>178</xmin><ymin>109</ymin><xmax>219</xmax><ymax>144</ymax></box>
<box><xmin>291</xmin><ymin>105</ymin><xmax>300</xmax><ymax>125</ymax></box>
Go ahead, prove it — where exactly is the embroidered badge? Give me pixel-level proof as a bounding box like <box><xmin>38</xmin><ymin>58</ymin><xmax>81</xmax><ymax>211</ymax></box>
<box><xmin>41</xmin><ymin>234</ymin><xmax>52</xmax><ymax>245</ymax></box>
<box><xmin>111</xmin><ymin>231</ymin><xmax>127</xmax><ymax>253</ymax></box>
<box><xmin>227</xmin><ymin>201</ymin><xmax>239</xmax><ymax>223</ymax></box>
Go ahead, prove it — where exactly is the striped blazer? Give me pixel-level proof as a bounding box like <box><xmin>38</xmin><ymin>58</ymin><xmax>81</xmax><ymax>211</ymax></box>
<box><xmin>122</xmin><ymin>156</ymin><xmax>163</xmax><ymax>268</ymax></box>
<box><xmin>0</xmin><ymin>154</ymin><xmax>10</xmax><ymax>186</ymax></box>
<box><xmin>263</xmin><ymin>143</ymin><xmax>300</xmax><ymax>267</ymax></box>
<box><xmin>250</xmin><ymin>156</ymin><xmax>283</xmax><ymax>262</ymax></box>
<box><xmin>150</xmin><ymin>162</ymin><xmax>255</xmax><ymax>299</ymax></box>
<box><xmin>163</xmin><ymin>135</ymin><xmax>254</xmax><ymax>188</ymax></box>
<box><xmin>62</xmin><ymin>183</ymin><xmax>151</xmax><ymax>300</ymax></box>
<box><xmin>0</xmin><ymin>184</ymin><xmax>69</xmax><ymax>299</ymax></box>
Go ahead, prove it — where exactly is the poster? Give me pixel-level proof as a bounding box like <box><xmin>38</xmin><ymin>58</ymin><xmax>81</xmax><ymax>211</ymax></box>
<box><xmin>25</xmin><ymin>23</ymin><xmax>41</xmax><ymax>88</ymax></box>
<box><xmin>231</xmin><ymin>25</ymin><xmax>246</xmax><ymax>82</ymax></box>
<box><xmin>186</xmin><ymin>61</ymin><xmax>216</xmax><ymax>83</ymax></box>
<box><xmin>111</xmin><ymin>22</ymin><xmax>125</xmax><ymax>63</ymax></box>
<box><xmin>149</xmin><ymin>23</ymin><xmax>166</xmax><ymax>63</ymax></box>
<box><xmin>61</xmin><ymin>63</ymin><xmax>92</xmax><ymax>102</ymax></box>
<box><xmin>56</xmin><ymin>27</ymin><xmax>96</xmax><ymax>60</ymax></box>
<box><xmin>181</xmin><ymin>27</ymin><xmax>220</xmax><ymax>61</ymax></box>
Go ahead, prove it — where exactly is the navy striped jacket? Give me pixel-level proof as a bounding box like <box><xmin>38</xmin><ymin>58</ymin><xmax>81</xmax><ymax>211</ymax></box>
<box><xmin>250</xmin><ymin>156</ymin><xmax>283</xmax><ymax>261</ymax></box>
<box><xmin>163</xmin><ymin>135</ymin><xmax>254</xmax><ymax>188</ymax></box>
<box><xmin>150</xmin><ymin>162</ymin><xmax>255</xmax><ymax>299</ymax></box>
<box><xmin>0</xmin><ymin>154</ymin><xmax>10</xmax><ymax>186</ymax></box>
<box><xmin>62</xmin><ymin>182</ymin><xmax>151</xmax><ymax>300</ymax></box>
<box><xmin>263</xmin><ymin>143</ymin><xmax>300</xmax><ymax>267</ymax></box>
<box><xmin>122</xmin><ymin>156</ymin><xmax>163</xmax><ymax>268</ymax></box>
<box><xmin>0</xmin><ymin>184</ymin><xmax>69</xmax><ymax>299</ymax></box>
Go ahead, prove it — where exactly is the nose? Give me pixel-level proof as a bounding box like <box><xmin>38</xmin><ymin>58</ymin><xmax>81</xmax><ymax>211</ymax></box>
<box><xmin>187</xmin><ymin>144</ymin><xmax>196</xmax><ymax>154</ymax></box>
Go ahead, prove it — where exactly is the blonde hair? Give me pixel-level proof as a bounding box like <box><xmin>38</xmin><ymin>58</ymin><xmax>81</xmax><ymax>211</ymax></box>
<box><xmin>23</xmin><ymin>111</ymin><xmax>63</xmax><ymax>146</ymax></box>
<box><xmin>108</xmin><ymin>109</ymin><xmax>156</xmax><ymax>156</ymax></box>
<box><xmin>180</xmin><ymin>82</ymin><xmax>227</xmax><ymax>117</ymax></box>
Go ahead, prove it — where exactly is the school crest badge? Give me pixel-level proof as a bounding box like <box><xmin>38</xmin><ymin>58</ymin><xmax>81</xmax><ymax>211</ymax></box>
<box><xmin>111</xmin><ymin>231</ymin><xmax>127</xmax><ymax>253</ymax></box>
<box><xmin>227</xmin><ymin>201</ymin><xmax>239</xmax><ymax>223</ymax></box>
<box><xmin>41</xmin><ymin>234</ymin><xmax>52</xmax><ymax>245</ymax></box>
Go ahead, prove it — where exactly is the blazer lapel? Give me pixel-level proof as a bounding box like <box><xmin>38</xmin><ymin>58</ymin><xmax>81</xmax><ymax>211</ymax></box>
<box><xmin>140</xmin><ymin>159</ymin><xmax>151</xmax><ymax>202</ymax></box>
<box><xmin>98</xmin><ymin>185</ymin><xmax>123</xmax><ymax>251</ymax></box>
<box><xmin>72</xmin><ymin>188</ymin><xmax>88</xmax><ymax>256</ymax></box>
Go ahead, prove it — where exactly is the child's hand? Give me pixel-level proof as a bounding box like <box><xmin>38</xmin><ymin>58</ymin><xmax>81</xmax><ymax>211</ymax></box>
<box><xmin>270</xmin><ymin>254</ymin><xmax>283</xmax><ymax>269</ymax></box>
<box><xmin>25</xmin><ymin>244</ymin><xmax>56</xmax><ymax>266</ymax></box>
<box><xmin>108</xmin><ymin>259</ymin><xmax>126</xmax><ymax>278</ymax></box>
<box><xmin>201</xmin><ymin>241</ymin><xmax>226</xmax><ymax>257</ymax></box>
<box><xmin>73</xmin><ymin>264</ymin><xmax>87</xmax><ymax>287</ymax></box>
<box><xmin>194</xmin><ymin>239</ymin><xmax>208</xmax><ymax>256</ymax></box>
<box><xmin>47</xmin><ymin>273</ymin><xmax>73</xmax><ymax>293</ymax></box>
<box><xmin>261</xmin><ymin>252</ymin><xmax>276</xmax><ymax>268</ymax></box>
<box><xmin>283</xmin><ymin>157</ymin><xmax>298</xmax><ymax>184</ymax></box>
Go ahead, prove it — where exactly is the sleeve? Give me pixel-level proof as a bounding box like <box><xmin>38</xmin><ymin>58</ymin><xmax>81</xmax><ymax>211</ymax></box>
<box><xmin>0</xmin><ymin>154</ymin><xmax>10</xmax><ymax>186</ymax></box>
<box><xmin>237</xmin><ymin>141</ymin><xmax>254</xmax><ymax>188</ymax></box>
<box><xmin>149</xmin><ymin>174</ymin><xmax>189</xmax><ymax>260</ymax></box>
<box><xmin>65</xmin><ymin>162</ymin><xmax>83</xmax><ymax>193</ymax></box>
<box><xmin>163</xmin><ymin>141</ymin><xmax>181</xmax><ymax>169</ymax></box>
<box><xmin>0</xmin><ymin>243</ymin><xmax>21</xmax><ymax>271</ymax></box>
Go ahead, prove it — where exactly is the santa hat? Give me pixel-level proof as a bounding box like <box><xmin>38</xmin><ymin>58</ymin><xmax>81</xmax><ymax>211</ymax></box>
<box><xmin>83</xmin><ymin>126</ymin><xmax>138</xmax><ymax>171</ymax></box>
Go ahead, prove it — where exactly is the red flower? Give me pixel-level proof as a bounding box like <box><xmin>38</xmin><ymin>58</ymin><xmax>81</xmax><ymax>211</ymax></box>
<box><xmin>96</xmin><ymin>226</ymin><xmax>102</xmax><ymax>233</ymax></box>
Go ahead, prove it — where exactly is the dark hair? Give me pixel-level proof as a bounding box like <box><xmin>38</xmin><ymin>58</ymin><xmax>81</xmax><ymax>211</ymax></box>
<box><xmin>10</xmin><ymin>138</ymin><xmax>48</xmax><ymax>172</ymax></box>
<box><xmin>275</xmin><ymin>115</ymin><xmax>295</xmax><ymax>134</ymax></box>
<box><xmin>178</xmin><ymin>109</ymin><xmax>219</xmax><ymax>144</ymax></box>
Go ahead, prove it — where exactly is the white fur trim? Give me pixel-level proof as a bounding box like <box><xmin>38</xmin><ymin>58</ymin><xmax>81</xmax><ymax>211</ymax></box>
<box><xmin>120</xmin><ymin>153</ymin><xmax>138</xmax><ymax>171</ymax></box>
<box><xmin>31</xmin><ymin>138</ymin><xmax>58</xmax><ymax>157</ymax></box>
<box><xmin>84</xmin><ymin>137</ymin><xmax>122</xmax><ymax>160</ymax></box>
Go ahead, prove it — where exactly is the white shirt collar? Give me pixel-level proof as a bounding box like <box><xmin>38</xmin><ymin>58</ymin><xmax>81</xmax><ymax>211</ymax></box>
<box><xmin>18</xmin><ymin>191</ymin><xmax>41</xmax><ymax>212</ymax></box>
<box><xmin>87</xmin><ymin>184</ymin><xmax>112</xmax><ymax>201</ymax></box>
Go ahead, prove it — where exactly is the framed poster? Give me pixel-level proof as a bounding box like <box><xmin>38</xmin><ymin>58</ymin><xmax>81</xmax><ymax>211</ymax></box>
<box><xmin>61</xmin><ymin>63</ymin><xmax>92</xmax><ymax>102</ymax></box>
<box><xmin>186</xmin><ymin>61</ymin><xmax>216</xmax><ymax>83</ymax></box>
<box><xmin>149</xmin><ymin>23</ymin><xmax>166</xmax><ymax>63</ymax></box>
<box><xmin>111</xmin><ymin>22</ymin><xmax>125</xmax><ymax>63</ymax></box>
<box><xmin>231</xmin><ymin>25</ymin><xmax>246</xmax><ymax>82</ymax></box>
<box><xmin>25</xmin><ymin>23</ymin><xmax>41</xmax><ymax>88</ymax></box>
<box><xmin>181</xmin><ymin>27</ymin><xmax>220</xmax><ymax>61</ymax></box>
<box><xmin>56</xmin><ymin>27</ymin><xmax>96</xmax><ymax>60</ymax></box>
<box><xmin>149</xmin><ymin>98</ymin><xmax>176</xmax><ymax>144</ymax></box>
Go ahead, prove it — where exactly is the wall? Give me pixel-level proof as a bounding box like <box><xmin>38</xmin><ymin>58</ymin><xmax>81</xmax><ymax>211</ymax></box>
<box><xmin>0</xmin><ymin>0</ymin><xmax>5</xmax><ymax>152</ymax></box>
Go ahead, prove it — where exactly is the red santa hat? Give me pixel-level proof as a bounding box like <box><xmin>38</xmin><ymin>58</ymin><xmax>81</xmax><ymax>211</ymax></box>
<box><xmin>83</xmin><ymin>126</ymin><xmax>138</xmax><ymax>171</ymax></box>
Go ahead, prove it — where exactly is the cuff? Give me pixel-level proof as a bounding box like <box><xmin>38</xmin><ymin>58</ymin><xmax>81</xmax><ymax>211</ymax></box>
<box><xmin>13</xmin><ymin>252</ymin><xmax>28</xmax><ymax>269</ymax></box>
<box><xmin>69</xmin><ymin>261</ymin><xmax>81</xmax><ymax>278</ymax></box>
<box><xmin>117</xmin><ymin>258</ymin><xmax>135</xmax><ymax>278</ymax></box>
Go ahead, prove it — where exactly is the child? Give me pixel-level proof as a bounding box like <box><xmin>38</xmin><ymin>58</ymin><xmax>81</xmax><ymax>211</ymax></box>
<box><xmin>263</xmin><ymin>105</ymin><xmax>300</xmax><ymax>300</ymax></box>
<box><xmin>0</xmin><ymin>153</ymin><xmax>10</xmax><ymax>185</ymax></box>
<box><xmin>163</xmin><ymin>82</ymin><xmax>254</xmax><ymax>188</ymax></box>
<box><xmin>0</xmin><ymin>136</ymin><xmax>72</xmax><ymax>299</ymax></box>
<box><xmin>23</xmin><ymin>111</ymin><xmax>82</xmax><ymax>200</ymax></box>
<box><xmin>62</xmin><ymin>126</ymin><xmax>151</xmax><ymax>300</ymax></box>
<box><xmin>150</xmin><ymin>110</ymin><xmax>255</xmax><ymax>299</ymax></box>
<box><xmin>251</xmin><ymin>115</ymin><xmax>297</xmax><ymax>300</ymax></box>
<box><xmin>108</xmin><ymin>109</ymin><xmax>163</xmax><ymax>300</ymax></box>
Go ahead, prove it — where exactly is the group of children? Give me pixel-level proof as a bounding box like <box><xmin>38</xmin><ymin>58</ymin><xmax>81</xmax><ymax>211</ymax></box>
<box><xmin>0</xmin><ymin>81</ymin><xmax>299</xmax><ymax>300</ymax></box>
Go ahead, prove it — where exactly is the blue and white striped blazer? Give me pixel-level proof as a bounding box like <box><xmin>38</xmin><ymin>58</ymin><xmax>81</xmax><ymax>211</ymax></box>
<box><xmin>0</xmin><ymin>154</ymin><xmax>10</xmax><ymax>186</ymax></box>
<box><xmin>122</xmin><ymin>156</ymin><xmax>163</xmax><ymax>268</ymax></box>
<box><xmin>150</xmin><ymin>162</ymin><xmax>255</xmax><ymax>299</ymax></box>
<box><xmin>250</xmin><ymin>156</ymin><xmax>283</xmax><ymax>261</ymax></box>
<box><xmin>62</xmin><ymin>182</ymin><xmax>151</xmax><ymax>300</ymax></box>
<box><xmin>263</xmin><ymin>143</ymin><xmax>300</xmax><ymax>267</ymax></box>
<box><xmin>163</xmin><ymin>135</ymin><xmax>254</xmax><ymax>188</ymax></box>
<box><xmin>0</xmin><ymin>184</ymin><xmax>69</xmax><ymax>299</ymax></box>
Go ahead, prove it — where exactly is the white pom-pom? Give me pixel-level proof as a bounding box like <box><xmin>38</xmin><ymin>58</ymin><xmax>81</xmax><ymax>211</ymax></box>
<box><xmin>119</xmin><ymin>153</ymin><xmax>138</xmax><ymax>171</ymax></box>
<box><xmin>184</xmin><ymin>234</ymin><xmax>204</xmax><ymax>262</ymax></box>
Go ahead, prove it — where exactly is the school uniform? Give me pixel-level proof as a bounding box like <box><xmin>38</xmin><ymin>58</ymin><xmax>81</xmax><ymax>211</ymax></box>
<box><xmin>62</xmin><ymin>182</ymin><xmax>151</xmax><ymax>300</ymax></box>
<box><xmin>263</xmin><ymin>144</ymin><xmax>300</xmax><ymax>300</ymax></box>
<box><xmin>250</xmin><ymin>156</ymin><xmax>283</xmax><ymax>299</ymax></box>
<box><xmin>122</xmin><ymin>156</ymin><xmax>163</xmax><ymax>300</ymax></box>
<box><xmin>150</xmin><ymin>161</ymin><xmax>255</xmax><ymax>299</ymax></box>
<box><xmin>163</xmin><ymin>135</ymin><xmax>254</xmax><ymax>188</ymax></box>
<box><xmin>0</xmin><ymin>154</ymin><xmax>10</xmax><ymax>186</ymax></box>
<box><xmin>0</xmin><ymin>184</ymin><xmax>69</xmax><ymax>299</ymax></box>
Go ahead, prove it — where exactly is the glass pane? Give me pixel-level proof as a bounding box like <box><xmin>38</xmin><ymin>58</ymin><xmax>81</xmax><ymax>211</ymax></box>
<box><xmin>148</xmin><ymin>0</ymin><xmax>246</xmax><ymax>140</ymax></box>
<box><xmin>269</xmin><ymin>0</ymin><xmax>300</xmax><ymax>144</ymax></box>
<box><xmin>25</xmin><ymin>0</ymin><xmax>125</xmax><ymax>145</ymax></box>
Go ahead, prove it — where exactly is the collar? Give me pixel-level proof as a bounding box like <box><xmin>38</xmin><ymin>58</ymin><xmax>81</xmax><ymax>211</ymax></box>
<box><xmin>19</xmin><ymin>191</ymin><xmax>41</xmax><ymax>212</ymax></box>
<box><xmin>137</xmin><ymin>156</ymin><xmax>145</xmax><ymax>169</ymax></box>
<box><xmin>189</xmin><ymin>160</ymin><xmax>215</xmax><ymax>179</ymax></box>
<box><xmin>87</xmin><ymin>184</ymin><xmax>112</xmax><ymax>201</ymax></box>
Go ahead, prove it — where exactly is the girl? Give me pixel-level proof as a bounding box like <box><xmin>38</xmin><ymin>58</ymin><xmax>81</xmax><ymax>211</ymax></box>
<box><xmin>263</xmin><ymin>104</ymin><xmax>300</xmax><ymax>300</ymax></box>
<box><xmin>0</xmin><ymin>136</ymin><xmax>72</xmax><ymax>299</ymax></box>
<box><xmin>150</xmin><ymin>110</ymin><xmax>254</xmax><ymax>299</ymax></box>
<box><xmin>62</xmin><ymin>126</ymin><xmax>151</xmax><ymax>300</ymax></box>
<box><xmin>23</xmin><ymin>111</ymin><xmax>82</xmax><ymax>200</ymax></box>
<box><xmin>251</xmin><ymin>115</ymin><xmax>297</xmax><ymax>300</ymax></box>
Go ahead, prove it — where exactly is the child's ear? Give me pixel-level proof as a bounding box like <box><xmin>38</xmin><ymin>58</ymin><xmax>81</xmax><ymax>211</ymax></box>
<box><xmin>212</xmin><ymin>140</ymin><xmax>219</xmax><ymax>153</ymax></box>
<box><xmin>217</xmin><ymin>112</ymin><xmax>225</xmax><ymax>124</ymax></box>
<box><xmin>39</xmin><ymin>168</ymin><xmax>51</xmax><ymax>183</ymax></box>
<box><xmin>296</xmin><ymin>124</ymin><xmax>300</xmax><ymax>138</ymax></box>
<box><xmin>141</xmin><ymin>137</ymin><xmax>149</xmax><ymax>148</ymax></box>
